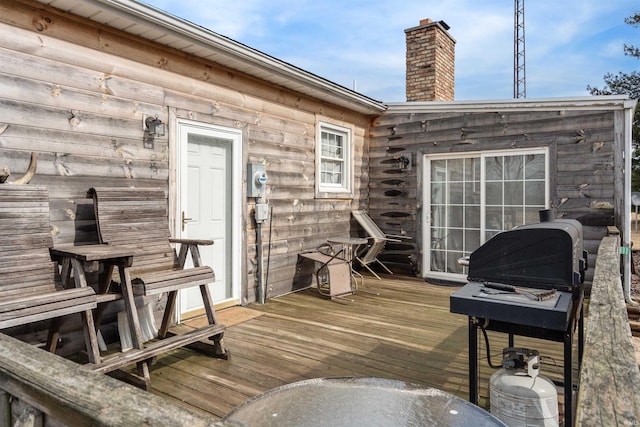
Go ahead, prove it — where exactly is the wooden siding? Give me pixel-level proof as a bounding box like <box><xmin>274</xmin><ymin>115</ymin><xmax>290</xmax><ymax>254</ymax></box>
<box><xmin>369</xmin><ymin>108</ymin><xmax>621</xmax><ymax>282</ymax></box>
<box><xmin>0</xmin><ymin>0</ymin><xmax>374</xmax><ymax>304</ymax></box>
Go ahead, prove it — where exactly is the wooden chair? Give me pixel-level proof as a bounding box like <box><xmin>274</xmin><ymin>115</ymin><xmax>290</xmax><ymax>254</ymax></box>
<box><xmin>0</xmin><ymin>185</ymin><xmax>100</xmax><ymax>362</ymax></box>
<box><xmin>352</xmin><ymin>210</ymin><xmax>410</xmax><ymax>279</ymax></box>
<box><xmin>88</xmin><ymin>187</ymin><xmax>227</xmax><ymax>362</ymax></box>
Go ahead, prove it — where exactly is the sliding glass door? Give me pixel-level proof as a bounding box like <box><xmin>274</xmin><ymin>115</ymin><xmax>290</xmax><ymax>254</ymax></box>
<box><xmin>424</xmin><ymin>149</ymin><xmax>548</xmax><ymax>281</ymax></box>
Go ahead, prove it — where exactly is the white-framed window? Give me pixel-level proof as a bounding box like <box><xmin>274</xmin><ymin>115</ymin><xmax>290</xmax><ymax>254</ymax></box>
<box><xmin>316</xmin><ymin>122</ymin><xmax>352</xmax><ymax>197</ymax></box>
<box><xmin>424</xmin><ymin>148</ymin><xmax>549</xmax><ymax>281</ymax></box>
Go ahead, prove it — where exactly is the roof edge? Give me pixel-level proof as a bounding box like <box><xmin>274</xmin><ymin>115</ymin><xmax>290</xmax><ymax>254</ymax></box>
<box><xmin>385</xmin><ymin>95</ymin><xmax>637</xmax><ymax>113</ymax></box>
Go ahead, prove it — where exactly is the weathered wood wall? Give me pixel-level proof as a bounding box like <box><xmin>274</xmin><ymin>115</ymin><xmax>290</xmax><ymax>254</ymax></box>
<box><xmin>0</xmin><ymin>0</ymin><xmax>373</xmax><ymax>307</ymax></box>
<box><xmin>370</xmin><ymin>106</ymin><xmax>623</xmax><ymax>281</ymax></box>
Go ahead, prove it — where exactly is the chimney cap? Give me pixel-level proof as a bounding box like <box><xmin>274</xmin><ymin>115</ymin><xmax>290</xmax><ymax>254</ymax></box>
<box><xmin>407</xmin><ymin>19</ymin><xmax>452</xmax><ymax>34</ymax></box>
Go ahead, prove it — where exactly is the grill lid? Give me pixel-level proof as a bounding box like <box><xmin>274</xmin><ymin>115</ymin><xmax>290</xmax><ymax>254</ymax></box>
<box><xmin>467</xmin><ymin>218</ymin><xmax>586</xmax><ymax>292</ymax></box>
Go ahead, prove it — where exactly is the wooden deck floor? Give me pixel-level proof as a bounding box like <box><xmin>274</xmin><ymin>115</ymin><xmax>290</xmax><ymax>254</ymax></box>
<box><xmin>146</xmin><ymin>275</ymin><xmax>572</xmax><ymax>421</ymax></box>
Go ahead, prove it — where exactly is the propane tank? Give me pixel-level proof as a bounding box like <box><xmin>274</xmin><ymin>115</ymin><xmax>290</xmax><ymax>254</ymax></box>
<box><xmin>489</xmin><ymin>348</ymin><xmax>559</xmax><ymax>426</ymax></box>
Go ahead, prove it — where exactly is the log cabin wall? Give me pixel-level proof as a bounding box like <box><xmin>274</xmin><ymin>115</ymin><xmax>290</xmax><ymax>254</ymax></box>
<box><xmin>370</xmin><ymin>102</ymin><xmax>631</xmax><ymax>285</ymax></box>
<box><xmin>0</xmin><ymin>0</ymin><xmax>376</xmax><ymax>305</ymax></box>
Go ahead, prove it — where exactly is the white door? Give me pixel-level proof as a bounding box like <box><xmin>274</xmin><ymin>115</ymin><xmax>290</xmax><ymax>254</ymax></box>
<box><xmin>177</xmin><ymin>120</ymin><xmax>241</xmax><ymax>318</ymax></box>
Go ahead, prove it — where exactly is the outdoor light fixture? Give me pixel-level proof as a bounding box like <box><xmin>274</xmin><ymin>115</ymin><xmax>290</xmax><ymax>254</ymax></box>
<box><xmin>145</xmin><ymin>115</ymin><xmax>165</xmax><ymax>137</ymax></box>
<box><xmin>395</xmin><ymin>155</ymin><xmax>411</xmax><ymax>170</ymax></box>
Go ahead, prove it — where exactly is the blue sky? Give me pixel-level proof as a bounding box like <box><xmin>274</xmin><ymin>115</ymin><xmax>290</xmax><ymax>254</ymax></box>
<box><xmin>141</xmin><ymin>0</ymin><xmax>637</xmax><ymax>102</ymax></box>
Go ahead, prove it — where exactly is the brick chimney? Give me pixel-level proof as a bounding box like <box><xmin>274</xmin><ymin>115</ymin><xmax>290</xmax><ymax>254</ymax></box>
<box><xmin>405</xmin><ymin>18</ymin><xmax>456</xmax><ymax>102</ymax></box>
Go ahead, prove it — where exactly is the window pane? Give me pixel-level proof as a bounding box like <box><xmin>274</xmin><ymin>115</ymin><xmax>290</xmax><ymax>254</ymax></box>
<box><xmin>465</xmin><ymin>205</ymin><xmax>480</xmax><ymax>228</ymax></box>
<box><xmin>431</xmin><ymin>250</ymin><xmax>445</xmax><ymax>272</ymax></box>
<box><xmin>447</xmin><ymin>251</ymin><xmax>464</xmax><ymax>273</ymax></box>
<box><xmin>465</xmin><ymin>157</ymin><xmax>481</xmax><ymax>181</ymax></box>
<box><xmin>448</xmin><ymin>159</ymin><xmax>464</xmax><ymax>181</ymax></box>
<box><xmin>486</xmin><ymin>182</ymin><xmax>503</xmax><ymax>205</ymax></box>
<box><xmin>431</xmin><ymin>205</ymin><xmax>446</xmax><ymax>228</ymax></box>
<box><xmin>431</xmin><ymin>183</ymin><xmax>446</xmax><ymax>204</ymax></box>
<box><xmin>321</xmin><ymin>160</ymin><xmax>343</xmax><ymax>184</ymax></box>
<box><xmin>483</xmin><ymin>152</ymin><xmax>547</xmax><ymax>244</ymax></box>
<box><xmin>449</xmin><ymin>182</ymin><xmax>464</xmax><ymax>204</ymax></box>
<box><xmin>447</xmin><ymin>229</ymin><xmax>463</xmax><ymax>251</ymax></box>
<box><xmin>431</xmin><ymin>228</ymin><xmax>447</xmax><ymax>249</ymax></box>
<box><xmin>503</xmin><ymin>206</ymin><xmax>523</xmax><ymax>229</ymax></box>
<box><xmin>504</xmin><ymin>181</ymin><xmax>523</xmax><ymax>205</ymax></box>
<box><xmin>525</xmin><ymin>207</ymin><xmax>540</xmax><ymax>223</ymax></box>
<box><xmin>486</xmin><ymin>206</ymin><xmax>503</xmax><ymax>231</ymax></box>
<box><xmin>525</xmin><ymin>181</ymin><xmax>545</xmax><ymax>205</ymax></box>
<box><xmin>465</xmin><ymin>182</ymin><xmax>481</xmax><ymax>204</ymax></box>
<box><xmin>486</xmin><ymin>157</ymin><xmax>503</xmax><ymax>180</ymax></box>
<box><xmin>525</xmin><ymin>154</ymin><xmax>545</xmax><ymax>179</ymax></box>
<box><xmin>432</xmin><ymin>160</ymin><xmax>447</xmax><ymax>182</ymax></box>
<box><xmin>504</xmin><ymin>156</ymin><xmax>523</xmax><ymax>179</ymax></box>
<box><xmin>449</xmin><ymin>205</ymin><xmax>463</xmax><ymax>228</ymax></box>
<box><xmin>321</xmin><ymin>132</ymin><xmax>343</xmax><ymax>159</ymax></box>
<box><xmin>465</xmin><ymin>230</ymin><xmax>481</xmax><ymax>252</ymax></box>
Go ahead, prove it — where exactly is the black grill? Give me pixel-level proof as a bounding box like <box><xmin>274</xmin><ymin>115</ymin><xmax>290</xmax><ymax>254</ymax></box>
<box><xmin>449</xmin><ymin>210</ymin><xmax>587</xmax><ymax>427</ymax></box>
<box><xmin>466</xmin><ymin>216</ymin><xmax>587</xmax><ymax>293</ymax></box>
<box><xmin>450</xmin><ymin>211</ymin><xmax>587</xmax><ymax>330</ymax></box>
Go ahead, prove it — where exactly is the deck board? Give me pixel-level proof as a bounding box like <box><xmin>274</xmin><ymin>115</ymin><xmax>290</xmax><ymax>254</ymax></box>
<box><xmin>146</xmin><ymin>275</ymin><xmax>575</xmax><ymax>421</ymax></box>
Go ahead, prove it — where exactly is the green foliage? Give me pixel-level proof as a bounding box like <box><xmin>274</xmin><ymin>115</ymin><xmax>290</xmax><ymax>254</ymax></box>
<box><xmin>587</xmin><ymin>12</ymin><xmax>640</xmax><ymax>190</ymax></box>
<box><xmin>624</xmin><ymin>13</ymin><xmax>640</xmax><ymax>59</ymax></box>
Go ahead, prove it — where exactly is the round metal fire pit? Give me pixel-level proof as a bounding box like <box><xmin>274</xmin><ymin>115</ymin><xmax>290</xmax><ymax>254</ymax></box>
<box><xmin>222</xmin><ymin>377</ymin><xmax>506</xmax><ymax>427</ymax></box>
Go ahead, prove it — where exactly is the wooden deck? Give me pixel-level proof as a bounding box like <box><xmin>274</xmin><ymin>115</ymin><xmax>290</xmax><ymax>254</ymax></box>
<box><xmin>145</xmin><ymin>275</ymin><xmax>572</xmax><ymax>421</ymax></box>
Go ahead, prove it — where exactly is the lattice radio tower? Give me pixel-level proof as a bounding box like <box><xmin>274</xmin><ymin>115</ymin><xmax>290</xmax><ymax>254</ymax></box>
<box><xmin>514</xmin><ymin>0</ymin><xmax>526</xmax><ymax>98</ymax></box>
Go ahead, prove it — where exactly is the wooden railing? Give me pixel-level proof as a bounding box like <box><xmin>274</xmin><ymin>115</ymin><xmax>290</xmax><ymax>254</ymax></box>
<box><xmin>0</xmin><ymin>332</ymin><xmax>221</xmax><ymax>427</ymax></box>
<box><xmin>576</xmin><ymin>234</ymin><xmax>640</xmax><ymax>426</ymax></box>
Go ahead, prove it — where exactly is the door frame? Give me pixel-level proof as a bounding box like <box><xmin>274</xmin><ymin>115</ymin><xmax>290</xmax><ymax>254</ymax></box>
<box><xmin>175</xmin><ymin>118</ymin><xmax>243</xmax><ymax>315</ymax></box>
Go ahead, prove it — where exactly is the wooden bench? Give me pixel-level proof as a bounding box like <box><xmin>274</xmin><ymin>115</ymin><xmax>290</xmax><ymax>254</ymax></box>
<box><xmin>0</xmin><ymin>185</ymin><xmax>100</xmax><ymax>362</ymax></box>
<box><xmin>299</xmin><ymin>250</ymin><xmax>353</xmax><ymax>300</ymax></box>
<box><xmin>88</xmin><ymin>187</ymin><xmax>227</xmax><ymax>383</ymax></box>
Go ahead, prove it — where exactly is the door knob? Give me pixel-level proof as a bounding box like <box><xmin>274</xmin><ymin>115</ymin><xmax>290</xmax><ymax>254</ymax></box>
<box><xmin>181</xmin><ymin>211</ymin><xmax>193</xmax><ymax>232</ymax></box>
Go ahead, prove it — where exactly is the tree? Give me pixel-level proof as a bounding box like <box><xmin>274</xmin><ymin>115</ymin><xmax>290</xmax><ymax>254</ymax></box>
<box><xmin>587</xmin><ymin>12</ymin><xmax>640</xmax><ymax>190</ymax></box>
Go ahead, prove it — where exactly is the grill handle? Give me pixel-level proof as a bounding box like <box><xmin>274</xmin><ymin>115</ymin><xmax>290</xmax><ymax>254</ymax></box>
<box><xmin>483</xmin><ymin>282</ymin><xmax>517</xmax><ymax>293</ymax></box>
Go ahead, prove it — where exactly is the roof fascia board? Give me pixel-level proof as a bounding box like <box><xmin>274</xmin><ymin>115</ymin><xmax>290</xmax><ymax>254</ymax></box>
<box><xmin>385</xmin><ymin>96</ymin><xmax>637</xmax><ymax>113</ymax></box>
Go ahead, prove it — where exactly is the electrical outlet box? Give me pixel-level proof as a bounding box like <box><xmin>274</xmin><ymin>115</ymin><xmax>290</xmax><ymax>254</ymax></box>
<box><xmin>255</xmin><ymin>202</ymin><xmax>270</xmax><ymax>223</ymax></box>
<box><xmin>248</xmin><ymin>163</ymin><xmax>267</xmax><ymax>198</ymax></box>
